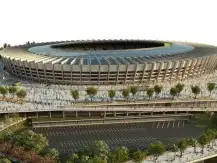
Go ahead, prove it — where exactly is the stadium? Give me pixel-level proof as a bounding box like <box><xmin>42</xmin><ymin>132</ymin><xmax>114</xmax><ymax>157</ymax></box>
<box><xmin>1</xmin><ymin>40</ymin><xmax>217</xmax><ymax>85</ymax></box>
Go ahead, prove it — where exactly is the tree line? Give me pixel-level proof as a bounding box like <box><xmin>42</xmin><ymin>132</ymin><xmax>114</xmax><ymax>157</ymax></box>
<box><xmin>0</xmin><ymin>130</ymin><xmax>59</xmax><ymax>163</ymax></box>
<box><xmin>0</xmin><ymin>85</ymin><xmax>27</xmax><ymax>102</ymax></box>
<box><xmin>71</xmin><ymin>83</ymin><xmax>217</xmax><ymax>103</ymax></box>
<box><xmin>65</xmin><ymin>128</ymin><xmax>217</xmax><ymax>163</ymax></box>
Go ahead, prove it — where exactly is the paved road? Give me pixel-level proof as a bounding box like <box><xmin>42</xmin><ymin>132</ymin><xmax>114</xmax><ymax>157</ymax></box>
<box><xmin>33</xmin><ymin>121</ymin><xmax>202</xmax><ymax>155</ymax></box>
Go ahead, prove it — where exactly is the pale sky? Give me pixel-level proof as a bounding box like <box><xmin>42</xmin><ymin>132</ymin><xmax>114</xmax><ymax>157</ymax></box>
<box><xmin>0</xmin><ymin>0</ymin><xmax>217</xmax><ymax>46</ymax></box>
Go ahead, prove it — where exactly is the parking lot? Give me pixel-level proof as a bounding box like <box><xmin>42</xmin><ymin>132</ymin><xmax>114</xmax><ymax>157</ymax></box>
<box><xmin>33</xmin><ymin>120</ymin><xmax>203</xmax><ymax>155</ymax></box>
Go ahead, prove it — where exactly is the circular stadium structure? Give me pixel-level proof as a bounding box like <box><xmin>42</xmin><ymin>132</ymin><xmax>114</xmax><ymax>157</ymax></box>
<box><xmin>1</xmin><ymin>40</ymin><xmax>217</xmax><ymax>85</ymax></box>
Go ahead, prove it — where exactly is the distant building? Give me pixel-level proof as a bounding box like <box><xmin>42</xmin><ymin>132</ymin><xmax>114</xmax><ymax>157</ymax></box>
<box><xmin>1</xmin><ymin>40</ymin><xmax>217</xmax><ymax>85</ymax></box>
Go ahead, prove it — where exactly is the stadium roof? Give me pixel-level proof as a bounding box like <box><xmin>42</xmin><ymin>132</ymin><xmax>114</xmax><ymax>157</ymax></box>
<box><xmin>2</xmin><ymin>40</ymin><xmax>217</xmax><ymax>65</ymax></box>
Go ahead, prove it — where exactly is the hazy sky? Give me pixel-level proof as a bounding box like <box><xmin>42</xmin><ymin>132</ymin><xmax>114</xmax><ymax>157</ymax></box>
<box><xmin>0</xmin><ymin>0</ymin><xmax>216</xmax><ymax>46</ymax></box>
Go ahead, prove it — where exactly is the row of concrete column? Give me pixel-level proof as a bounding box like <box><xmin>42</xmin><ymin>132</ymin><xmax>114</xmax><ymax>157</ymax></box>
<box><xmin>32</xmin><ymin>111</ymin><xmax>172</xmax><ymax>119</ymax></box>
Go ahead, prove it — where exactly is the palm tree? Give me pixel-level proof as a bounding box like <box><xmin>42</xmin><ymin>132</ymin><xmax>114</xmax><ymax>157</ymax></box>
<box><xmin>188</xmin><ymin>138</ymin><xmax>197</xmax><ymax>153</ymax></box>
<box><xmin>204</xmin><ymin>129</ymin><xmax>217</xmax><ymax>148</ymax></box>
<box><xmin>198</xmin><ymin>133</ymin><xmax>209</xmax><ymax>154</ymax></box>
<box><xmin>71</xmin><ymin>90</ymin><xmax>79</xmax><ymax>104</ymax></box>
<box><xmin>108</xmin><ymin>90</ymin><xmax>116</xmax><ymax>102</ymax></box>
<box><xmin>177</xmin><ymin>139</ymin><xmax>188</xmax><ymax>158</ymax></box>
<box><xmin>148</xmin><ymin>142</ymin><xmax>166</xmax><ymax>162</ymax></box>
<box><xmin>207</xmin><ymin>83</ymin><xmax>216</xmax><ymax>96</ymax></box>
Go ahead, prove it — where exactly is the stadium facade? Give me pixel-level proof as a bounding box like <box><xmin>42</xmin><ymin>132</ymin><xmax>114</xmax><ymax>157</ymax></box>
<box><xmin>1</xmin><ymin>40</ymin><xmax>217</xmax><ymax>85</ymax></box>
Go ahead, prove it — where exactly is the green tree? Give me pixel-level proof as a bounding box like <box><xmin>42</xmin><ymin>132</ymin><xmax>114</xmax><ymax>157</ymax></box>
<box><xmin>44</xmin><ymin>148</ymin><xmax>60</xmax><ymax>160</ymax></box>
<box><xmin>154</xmin><ymin>85</ymin><xmax>162</xmax><ymax>98</ymax></box>
<box><xmin>177</xmin><ymin>139</ymin><xmax>188</xmax><ymax>158</ymax></box>
<box><xmin>66</xmin><ymin>153</ymin><xmax>79</xmax><ymax>163</ymax></box>
<box><xmin>71</xmin><ymin>90</ymin><xmax>79</xmax><ymax>103</ymax></box>
<box><xmin>204</xmin><ymin>129</ymin><xmax>216</xmax><ymax>148</ymax></box>
<box><xmin>18</xmin><ymin>130</ymin><xmax>48</xmax><ymax>153</ymax></box>
<box><xmin>198</xmin><ymin>133</ymin><xmax>209</xmax><ymax>154</ymax></box>
<box><xmin>0</xmin><ymin>158</ymin><xmax>11</xmax><ymax>163</ymax></box>
<box><xmin>175</xmin><ymin>83</ymin><xmax>184</xmax><ymax>97</ymax></box>
<box><xmin>0</xmin><ymin>86</ymin><xmax>8</xmax><ymax>98</ymax></box>
<box><xmin>108</xmin><ymin>90</ymin><xmax>116</xmax><ymax>102</ymax></box>
<box><xmin>3</xmin><ymin>43</ymin><xmax>8</xmax><ymax>49</ymax></box>
<box><xmin>148</xmin><ymin>142</ymin><xmax>166</xmax><ymax>162</ymax></box>
<box><xmin>88</xmin><ymin>156</ymin><xmax>107</xmax><ymax>163</ymax></box>
<box><xmin>122</xmin><ymin>88</ymin><xmax>130</xmax><ymax>102</ymax></box>
<box><xmin>79</xmin><ymin>155</ymin><xmax>90</xmax><ymax>163</ymax></box>
<box><xmin>108</xmin><ymin>146</ymin><xmax>129</xmax><ymax>163</ymax></box>
<box><xmin>170</xmin><ymin>87</ymin><xmax>177</xmax><ymax>100</ymax></box>
<box><xmin>132</xmin><ymin>150</ymin><xmax>147</xmax><ymax>163</ymax></box>
<box><xmin>16</xmin><ymin>89</ymin><xmax>27</xmax><ymax>101</ymax></box>
<box><xmin>88</xmin><ymin>141</ymin><xmax>109</xmax><ymax>159</ymax></box>
<box><xmin>207</xmin><ymin>83</ymin><xmax>216</xmax><ymax>96</ymax></box>
<box><xmin>191</xmin><ymin>85</ymin><xmax>200</xmax><ymax>99</ymax></box>
<box><xmin>8</xmin><ymin>86</ymin><xmax>18</xmax><ymax>97</ymax></box>
<box><xmin>146</xmin><ymin>88</ymin><xmax>154</xmax><ymax>100</ymax></box>
<box><xmin>86</xmin><ymin>87</ymin><xmax>97</xmax><ymax>103</ymax></box>
<box><xmin>130</xmin><ymin>86</ymin><xmax>138</xmax><ymax>100</ymax></box>
<box><xmin>2</xmin><ymin>130</ymin><xmax>48</xmax><ymax>153</ymax></box>
<box><xmin>187</xmin><ymin>138</ymin><xmax>197</xmax><ymax>153</ymax></box>
<box><xmin>166</xmin><ymin>144</ymin><xmax>178</xmax><ymax>160</ymax></box>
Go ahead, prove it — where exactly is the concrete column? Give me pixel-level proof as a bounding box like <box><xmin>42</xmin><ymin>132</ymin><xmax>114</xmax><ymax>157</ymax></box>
<box><xmin>49</xmin><ymin>111</ymin><xmax>52</xmax><ymax>119</ymax></box>
<box><xmin>89</xmin><ymin>111</ymin><xmax>91</xmax><ymax>117</ymax></box>
<box><xmin>151</xmin><ymin>112</ymin><xmax>154</xmax><ymax>115</ymax></box>
<box><xmin>200</xmin><ymin>57</ymin><xmax>208</xmax><ymax>75</ymax></box>
<box><xmin>98</xmin><ymin>65</ymin><xmax>101</xmax><ymax>85</ymax></box>
<box><xmin>116</xmin><ymin>65</ymin><xmax>120</xmax><ymax>84</ymax></box>
<box><xmin>138</xmin><ymin>112</ymin><xmax>141</xmax><ymax>116</ymax></box>
<box><xmin>133</xmin><ymin>64</ymin><xmax>138</xmax><ymax>84</ymax></box>
<box><xmin>170</xmin><ymin>61</ymin><xmax>178</xmax><ymax>82</ymax></box>
<box><xmin>36</xmin><ymin>112</ymin><xmax>39</xmax><ymax>119</ymax></box>
<box><xmin>75</xmin><ymin>111</ymin><xmax>78</xmax><ymax>117</ymax></box>
<box><xmin>126</xmin><ymin>112</ymin><xmax>129</xmax><ymax>116</ymax></box>
<box><xmin>156</xmin><ymin>62</ymin><xmax>163</xmax><ymax>82</ymax></box>
<box><xmin>163</xmin><ymin>61</ymin><xmax>171</xmax><ymax>82</ymax></box>
<box><xmin>182</xmin><ymin>60</ymin><xmax>190</xmax><ymax>80</ymax></box>
<box><xmin>104</xmin><ymin>111</ymin><xmax>106</xmax><ymax>117</ymax></box>
<box><xmin>149</xmin><ymin>62</ymin><xmax>155</xmax><ymax>84</ymax></box>
<box><xmin>141</xmin><ymin>63</ymin><xmax>147</xmax><ymax>83</ymax></box>
<box><xmin>24</xmin><ymin>112</ymin><xmax>27</xmax><ymax>118</ymax></box>
<box><xmin>114</xmin><ymin>111</ymin><xmax>116</xmax><ymax>117</ymax></box>
<box><xmin>62</xmin><ymin>111</ymin><xmax>65</xmax><ymax>119</ymax></box>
